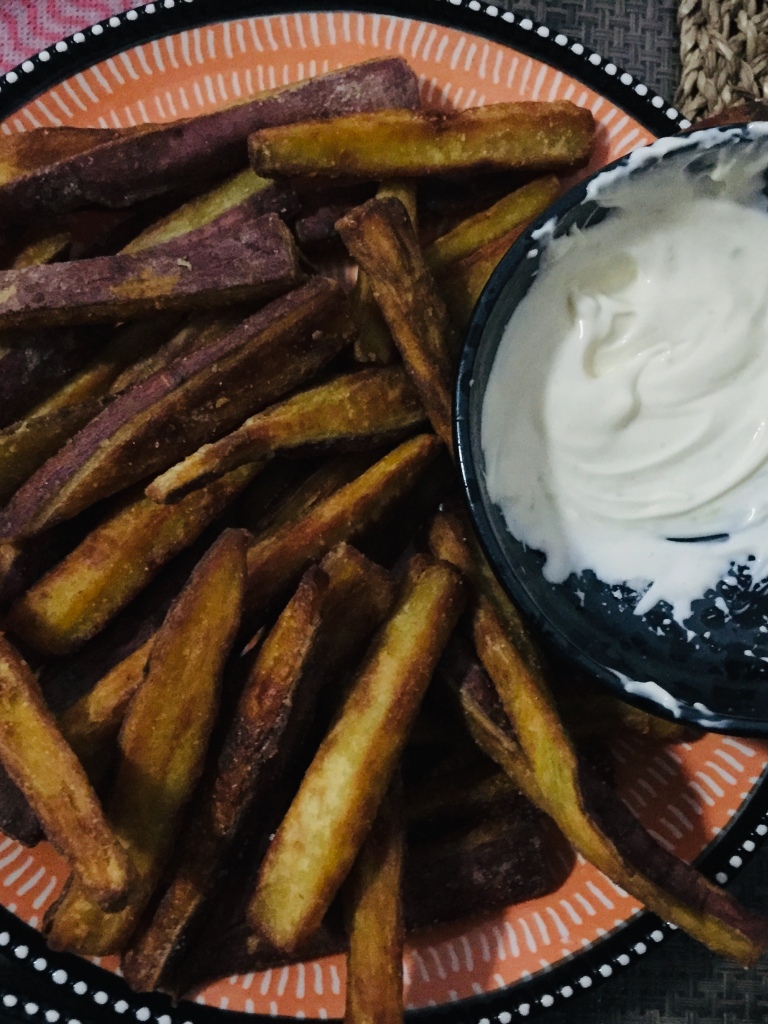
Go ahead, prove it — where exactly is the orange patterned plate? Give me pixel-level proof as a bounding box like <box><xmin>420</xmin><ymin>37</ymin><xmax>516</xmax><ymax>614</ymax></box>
<box><xmin>0</xmin><ymin>3</ymin><xmax>764</xmax><ymax>1023</ymax></box>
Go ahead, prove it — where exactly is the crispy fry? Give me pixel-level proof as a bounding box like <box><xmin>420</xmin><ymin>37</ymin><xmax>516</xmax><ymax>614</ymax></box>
<box><xmin>429</xmin><ymin>511</ymin><xmax>768</xmax><ymax>966</ymax></box>
<box><xmin>8</xmin><ymin>463</ymin><xmax>260</xmax><ymax>656</ymax></box>
<box><xmin>0</xmin><ymin>277</ymin><xmax>347</xmax><ymax>540</ymax></box>
<box><xmin>121</xmin><ymin>171</ymin><xmax>297</xmax><ymax>254</ymax></box>
<box><xmin>248</xmin><ymin>102</ymin><xmax>595</xmax><ymax>179</ymax></box>
<box><xmin>247</xmin><ymin>555</ymin><xmax>464</xmax><ymax>952</ymax></box>
<box><xmin>405</xmin><ymin>812</ymin><xmax>565</xmax><ymax>931</ymax></box>
<box><xmin>121</xmin><ymin>563</ymin><xmax>327</xmax><ymax>992</ymax></box>
<box><xmin>242</xmin><ymin>456</ymin><xmax>373</xmax><ymax>537</ymax></box>
<box><xmin>338</xmin><ymin>198</ymin><xmax>455</xmax><ymax>452</ymax></box>
<box><xmin>57</xmin><ymin>639</ymin><xmax>153</xmax><ymax>773</ymax></box>
<box><xmin>0</xmin><ymin>126</ymin><xmax>127</xmax><ymax>187</ymax></box>
<box><xmin>122</xmin><ymin>544</ymin><xmax>396</xmax><ymax>992</ymax></box>
<box><xmin>350</xmin><ymin>180</ymin><xmax>416</xmax><ymax>365</ymax></box>
<box><xmin>0</xmin><ymin>764</ymin><xmax>42</xmax><ymax>847</ymax></box>
<box><xmin>148</xmin><ymin>368</ymin><xmax>425</xmax><ymax>503</ymax></box>
<box><xmin>30</xmin><ymin>315</ymin><xmax>184</xmax><ymax>415</ymax></box>
<box><xmin>0</xmin><ymin>60</ymin><xmax>419</xmax><ymax>220</ymax></box>
<box><xmin>244</xmin><ymin>435</ymin><xmax>441</xmax><ymax>614</ymax></box>
<box><xmin>0</xmin><ymin>211</ymin><xmax>300</xmax><ymax>329</ymax></box>
<box><xmin>0</xmin><ymin>399</ymin><xmax>103</xmax><ymax>503</ymax></box>
<box><xmin>350</xmin><ymin>268</ymin><xmax>397</xmax><ymax>365</ymax></box>
<box><xmin>0</xmin><ymin>634</ymin><xmax>130</xmax><ymax>909</ymax></box>
<box><xmin>8</xmin><ymin>228</ymin><xmax>72</xmax><ymax>269</ymax></box>
<box><xmin>0</xmin><ymin>326</ymin><xmax>104</xmax><ymax>430</ymax></box>
<box><xmin>107</xmin><ymin>311</ymin><xmax>243</xmax><ymax>396</ymax></box>
<box><xmin>344</xmin><ymin>778</ymin><xmax>404</xmax><ymax>1024</ymax></box>
<box><xmin>45</xmin><ymin>529</ymin><xmax>248</xmax><ymax>956</ymax></box>
<box><xmin>438</xmin><ymin>225</ymin><xmax>527</xmax><ymax>329</ymax></box>
<box><xmin>423</xmin><ymin>175</ymin><xmax>559</xmax><ymax>272</ymax></box>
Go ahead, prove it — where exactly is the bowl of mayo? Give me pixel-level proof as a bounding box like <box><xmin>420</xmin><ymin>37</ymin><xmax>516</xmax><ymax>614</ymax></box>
<box><xmin>456</xmin><ymin>121</ymin><xmax>768</xmax><ymax>734</ymax></box>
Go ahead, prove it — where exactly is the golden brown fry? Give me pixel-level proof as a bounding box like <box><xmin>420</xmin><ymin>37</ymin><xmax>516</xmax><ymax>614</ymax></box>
<box><xmin>244</xmin><ymin>434</ymin><xmax>441</xmax><ymax>614</ymax></box>
<box><xmin>344</xmin><ymin>778</ymin><xmax>404</xmax><ymax>1024</ymax></box>
<box><xmin>121</xmin><ymin>169</ymin><xmax>288</xmax><ymax>254</ymax></box>
<box><xmin>0</xmin><ymin>126</ymin><xmax>127</xmax><ymax>188</ymax></box>
<box><xmin>57</xmin><ymin>639</ymin><xmax>153</xmax><ymax>773</ymax></box>
<box><xmin>0</xmin><ymin>278</ymin><xmax>346</xmax><ymax>541</ymax></box>
<box><xmin>121</xmin><ymin>563</ymin><xmax>328</xmax><ymax>992</ymax></box>
<box><xmin>248</xmin><ymin>102</ymin><xmax>595</xmax><ymax>179</ymax></box>
<box><xmin>45</xmin><ymin>529</ymin><xmax>248</xmax><ymax>956</ymax></box>
<box><xmin>8</xmin><ymin>463</ymin><xmax>260</xmax><ymax>656</ymax></box>
<box><xmin>338</xmin><ymin>198</ymin><xmax>455</xmax><ymax>452</ymax></box>
<box><xmin>147</xmin><ymin>367</ymin><xmax>425</xmax><ymax>503</ymax></box>
<box><xmin>349</xmin><ymin>179</ymin><xmax>416</xmax><ymax>365</ymax></box>
<box><xmin>30</xmin><ymin>315</ymin><xmax>184</xmax><ymax>416</ymax></box>
<box><xmin>0</xmin><ymin>399</ymin><xmax>102</xmax><ymax>503</ymax></box>
<box><xmin>9</xmin><ymin>229</ymin><xmax>72</xmax><ymax>269</ymax></box>
<box><xmin>107</xmin><ymin>312</ymin><xmax>241</xmax><ymax>396</ymax></box>
<box><xmin>247</xmin><ymin>555</ymin><xmax>464</xmax><ymax>952</ymax></box>
<box><xmin>0</xmin><ymin>212</ymin><xmax>299</xmax><ymax>330</ymax></box>
<box><xmin>122</xmin><ymin>543</ymin><xmax>396</xmax><ymax>993</ymax></box>
<box><xmin>429</xmin><ymin>511</ymin><xmax>768</xmax><ymax>967</ymax></box>
<box><xmin>423</xmin><ymin>175</ymin><xmax>559</xmax><ymax>272</ymax></box>
<box><xmin>438</xmin><ymin>226</ymin><xmax>526</xmax><ymax>330</ymax></box>
<box><xmin>0</xmin><ymin>634</ymin><xmax>130</xmax><ymax>910</ymax></box>
<box><xmin>243</xmin><ymin>456</ymin><xmax>373</xmax><ymax>537</ymax></box>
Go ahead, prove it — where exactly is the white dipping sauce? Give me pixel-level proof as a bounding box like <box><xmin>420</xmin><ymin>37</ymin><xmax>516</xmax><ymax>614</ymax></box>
<box><xmin>482</xmin><ymin>131</ymin><xmax>768</xmax><ymax>627</ymax></box>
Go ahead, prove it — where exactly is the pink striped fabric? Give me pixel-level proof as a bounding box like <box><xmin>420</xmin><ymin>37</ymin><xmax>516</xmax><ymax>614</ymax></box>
<box><xmin>0</xmin><ymin>0</ymin><xmax>142</xmax><ymax>72</ymax></box>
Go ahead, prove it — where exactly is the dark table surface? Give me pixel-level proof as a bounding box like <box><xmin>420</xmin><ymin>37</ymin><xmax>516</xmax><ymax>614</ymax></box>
<box><xmin>1</xmin><ymin>1</ymin><xmax>767</xmax><ymax>1022</ymax></box>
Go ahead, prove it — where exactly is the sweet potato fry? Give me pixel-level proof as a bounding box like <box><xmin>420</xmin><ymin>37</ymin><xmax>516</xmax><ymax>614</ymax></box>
<box><xmin>405</xmin><ymin>807</ymin><xmax>563</xmax><ymax>930</ymax></box>
<box><xmin>30</xmin><ymin>314</ymin><xmax>184</xmax><ymax>415</ymax></box>
<box><xmin>246</xmin><ymin>555</ymin><xmax>464</xmax><ymax>952</ymax></box>
<box><xmin>337</xmin><ymin>198</ymin><xmax>455</xmax><ymax>452</ymax></box>
<box><xmin>8</xmin><ymin>462</ymin><xmax>259</xmax><ymax>656</ymax></box>
<box><xmin>121</xmin><ymin>543</ymin><xmax>396</xmax><ymax>992</ymax></box>
<box><xmin>350</xmin><ymin>181</ymin><xmax>416</xmax><ymax>365</ymax></box>
<box><xmin>148</xmin><ymin>367</ymin><xmax>426</xmax><ymax>502</ymax></box>
<box><xmin>242</xmin><ymin>456</ymin><xmax>372</xmax><ymax>536</ymax></box>
<box><xmin>6</xmin><ymin>228</ymin><xmax>72</xmax><ymax>269</ymax></box>
<box><xmin>350</xmin><ymin>268</ymin><xmax>397</xmax><ymax>365</ymax></box>
<box><xmin>0</xmin><ymin>125</ymin><xmax>126</xmax><ymax>187</ymax></box>
<box><xmin>248</xmin><ymin>102</ymin><xmax>595</xmax><ymax>179</ymax></box>
<box><xmin>107</xmin><ymin>312</ymin><xmax>242</xmax><ymax>396</ymax></box>
<box><xmin>244</xmin><ymin>434</ymin><xmax>442</xmax><ymax>614</ymax></box>
<box><xmin>0</xmin><ymin>277</ymin><xmax>347</xmax><ymax>540</ymax></box>
<box><xmin>0</xmin><ymin>634</ymin><xmax>130</xmax><ymax>909</ymax></box>
<box><xmin>344</xmin><ymin>778</ymin><xmax>404</xmax><ymax>1024</ymax></box>
<box><xmin>429</xmin><ymin>511</ymin><xmax>768</xmax><ymax>966</ymax></box>
<box><xmin>0</xmin><ymin>399</ymin><xmax>103</xmax><ymax>503</ymax></box>
<box><xmin>438</xmin><ymin>225</ymin><xmax>528</xmax><ymax>330</ymax></box>
<box><xmin>0</xmin><ymin>211</ymin><xmax>300</xmax><ymax>329</ymax></box>
<box><xmin>0</xmin><ymin>765</ymin><xmax>42</xmax><ymax>847</ymax></box>
<box><xmin>0</xmin><ymin>326</ymin><xmax>105</xmax><ymax>429</ymax></box>
<box><xmin>0</xmin><ymin>60</ymin><xmax>418</xmax><ymax>220</ymax></box>
<box><xmin>121</xmin><ymin>564</ymin><xmax>327</xmax><ymax>992</ymax></box>
<box><xmin>56</xmin><ymin>639</ymin><xmax>153</xmax><ymax>774</ymax></box>
<box><xmin>423</xmin><ymin>175</ymin><xmax>559</xmax><ymax>272</ymax></box>
<box><xmin>121</xmin><ymin>171</ymin><xmax>297</xmax><ymax>255</ymax></box>
<box><xmin>171</xmin><ymin>795</ymin><xmax>560</xmax><ymax>997</ymax></box>
<box><xmin>45</xmin><ymin>528</ymin><xmax>248</xmax><ymax>956</ymax></box>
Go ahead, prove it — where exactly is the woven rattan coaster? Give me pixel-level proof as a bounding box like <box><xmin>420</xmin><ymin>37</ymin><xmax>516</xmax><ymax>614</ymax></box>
<box><xmin>677</xmin><ymin>0</ymin><xmax>768</xmax><ymax>119</ymax></box>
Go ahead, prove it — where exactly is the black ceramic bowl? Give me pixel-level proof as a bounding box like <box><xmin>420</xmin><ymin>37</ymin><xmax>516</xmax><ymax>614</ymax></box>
<box><xmin>455</xmin><ymin>121</ymin><xmax>768</xmax><ymax>736</ymax></box>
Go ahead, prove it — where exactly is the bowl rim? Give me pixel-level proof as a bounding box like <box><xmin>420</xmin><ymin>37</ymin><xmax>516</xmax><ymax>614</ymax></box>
<box><xmin>454</xmin><ymin>119</ymin><xmax>768</xmax><ymax>737</ymax></box>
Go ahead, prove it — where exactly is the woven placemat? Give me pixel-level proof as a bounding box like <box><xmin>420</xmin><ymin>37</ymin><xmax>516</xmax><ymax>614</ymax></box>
<box><xmin>677</xmin><ymin>0</ymin><xmax>768</xmax><ymax>118</ymax></box>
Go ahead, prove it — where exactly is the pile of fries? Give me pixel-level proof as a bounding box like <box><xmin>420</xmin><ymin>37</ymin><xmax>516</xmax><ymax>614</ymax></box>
<box><xmin>0</xmin><ymin>55</ymin><xmax>764</xmax><ymax>1019</ymax></box>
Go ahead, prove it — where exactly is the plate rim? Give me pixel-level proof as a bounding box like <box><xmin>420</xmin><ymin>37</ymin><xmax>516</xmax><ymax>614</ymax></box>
<box><xmin>0</xmin><ymin>3</ymin><xmax>758</xmax><ymax>1024</ymax></box>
